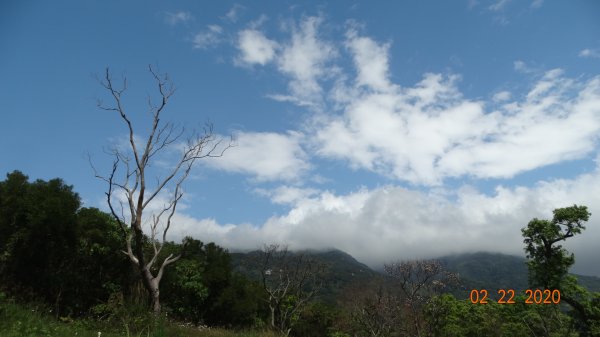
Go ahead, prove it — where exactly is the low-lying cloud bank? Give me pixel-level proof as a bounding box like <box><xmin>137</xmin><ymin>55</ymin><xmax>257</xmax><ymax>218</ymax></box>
<box><xmin>168</xmin><ymin>159</ymin><xmax>600</xmax><ymax>276</ymax></box>
<box><xmin>153</xmin><ymin>14</ymin><xmax>600</xmax><ymax>276</ymax></box>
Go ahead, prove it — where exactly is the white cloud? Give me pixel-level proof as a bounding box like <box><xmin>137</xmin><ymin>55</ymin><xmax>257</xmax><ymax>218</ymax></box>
<box><xmin>236</xmin><ymin>29</ymin><xmax>278</xmax><ymax>66</ymax></box>
<box><xmin>314</xmin><ymin>69</ymin><xmax>600</xmax><ymax>185</ymax></box>
<box><xmin>206</xmin><ymin>17</ymin><xmax>600</xmax><ymax>274</ymax></box>
<box><xmin>230</xmin><ymin>19</ymin><xmax>600</xmax><ymax>186</ymax></box>
<box><xmin>193</xmin><ymin>25</ymin><xmax>223</xmax><ymax>49</ymax></box>
<box><xmin>346</xmin><ymin>29</ymin><xmax>393</xmax><ymax>92</ymax></box>
<box><xmin>275</xmin><ymin>16</ymin><xmax>337</xmax><ymax>108</ymax></box>
<box><xmin>579</xmin><ymin>48</ymin><xmax>600</xmax><ymax>59</ymax></box>
<box><xmin>166</xmin><ymin>164</ymin><xmax>600</xmax><ymax>275</ymax></box>
<box><xmin>165</xmin><ymin>11</ymin><xmax>193</xmax><ymax>25</ymax></box>
<box><xmin>492</xmin><ymin>90</ymin><xmax>511</xmax><ymax>102</ymax></box>
<box><xmin>233</xmin><ymin>16</ymin><xmax>336</xmax><ymax>109</ymax></box>
<box><xmin>203</xmin><ymin>131</ymin><xmax>310</xmax><ymax>182</ymax></box>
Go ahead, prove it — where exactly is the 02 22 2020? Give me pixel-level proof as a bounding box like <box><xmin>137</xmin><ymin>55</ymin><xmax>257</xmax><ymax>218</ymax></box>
<box><xmin>469</xmin><ymin>289</ymin><xmax>561</xmax><ymax>304</ymax></box>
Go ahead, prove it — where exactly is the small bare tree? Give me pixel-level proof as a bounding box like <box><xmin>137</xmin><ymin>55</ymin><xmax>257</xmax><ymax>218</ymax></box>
<box><xmin>384</xmin><ymin>259</ymin><xmax>459</xmax><ymax>337</ymax></box>
<box><xmin>92</xmin><ymin>65</ymin><xmax>231</xmax><ymax>314</ymax></box>
<box><xmin>341</xmin><ymin>279</ymin><xmax>403</xmax><ymax>337</ymax></box>
<box><xmin>259</xmin><ymin>244</ymin><xmax>326</xmax><ymax>336</ymax></box>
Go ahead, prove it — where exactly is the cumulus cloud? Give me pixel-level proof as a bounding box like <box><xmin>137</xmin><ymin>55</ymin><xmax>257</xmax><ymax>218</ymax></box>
<box><xmin>236</xmin><ymin>29</ymin><xmax>278</xmax><ymax>66</ymax></box>
<box><xmin>275</xmin><ymin>16</ymin><xmax>336</xmax><ymax>108</ymax></box>
<box><xmin>345</xmin><ymin>29</ymin><xmax>393</xmax><ymax>92</ymax></box>
<box><xmin>233</xmin><ymin>16</ymin><xmax>336</xmax><ymax>109</ymax></box>
<box><xmin>314</xmin><ymin>53</ymin><xmax>600</xmax><ymax>184</ymax></box>
<box><xmin>230</xmin><ymin>19</ymin><xmax>600</xmax><ymax>187</ymax></box>
<box><xmin>166</xmin><ymin>163</ymin><xmax>600</xmax><ymax>275</ymax></box>
<box><xmin>193</xmin><ymin>25</ymin><xmax>223</xmax><ymax>49</ymax></box>
<box><xmin>178</xmin><ymin>15</ymin><xmax>600</xmax><ymax>276</ymax></box>
<box><xmin>165</xmin><ymin>11</ymin><xmax>193</xmax><ymax>25</ymax></box>
<box><xmin>203</xmin><ymin>131</ymin><xmax>310</xmax><ymax>182</ymax></box>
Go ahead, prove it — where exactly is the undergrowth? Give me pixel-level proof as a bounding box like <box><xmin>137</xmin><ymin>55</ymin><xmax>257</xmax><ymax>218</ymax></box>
<box><xmin>0</xmin><ymin>293</ymin><xmax>277</xmax><ymax>337</ymax></box>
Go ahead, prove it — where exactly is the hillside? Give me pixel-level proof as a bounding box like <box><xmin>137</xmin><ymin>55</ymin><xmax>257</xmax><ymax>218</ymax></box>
<box><xmin>438</xmin><ymin>252</ymin><xmax>600</xmax><ymax>297</ymax></box>
<box><xmin>230</xmin><ymin>249</ymin><xmax>379</xmax><ymax>303</ymax></box>
<box><xmin>231</xmin><ymin>249</ymin><xmax>600</xmax><ymax>302</ymax></box>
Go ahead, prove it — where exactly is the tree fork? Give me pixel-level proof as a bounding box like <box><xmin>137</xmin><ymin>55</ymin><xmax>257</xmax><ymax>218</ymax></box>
<box><xmin>92</xmin><ymin>65</ymin><xmax>231</xmax><ymax>314</ymax></box>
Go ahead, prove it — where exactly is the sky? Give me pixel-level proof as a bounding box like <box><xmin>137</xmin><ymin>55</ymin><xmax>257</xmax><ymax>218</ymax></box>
<box><xmin>2</xmin><ymin>1</ymin><xmax>600</xmax><ymax>275</ymax></box>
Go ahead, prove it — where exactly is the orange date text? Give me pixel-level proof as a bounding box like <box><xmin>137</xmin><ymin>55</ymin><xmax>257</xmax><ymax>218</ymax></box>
<box><xmin>469</xmin><ymin>289</ymin><xmax>560</xmax><ymax>304</ymax></box>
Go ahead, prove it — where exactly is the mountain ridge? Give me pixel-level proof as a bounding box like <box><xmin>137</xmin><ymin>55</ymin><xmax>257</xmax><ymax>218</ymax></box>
<box><xmin>230</xmin><ymin>248</ymin><xmax>600</xmax><ymax>300</ymax></box>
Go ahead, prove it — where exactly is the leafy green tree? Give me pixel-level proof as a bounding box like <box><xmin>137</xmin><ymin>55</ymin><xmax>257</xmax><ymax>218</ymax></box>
<box><xmin>522</xmin><ymin>205</ymin><xmax>600</xmax><ymax>336</ymax></box>
<box><xmin>522</xmin><ymin>205</ymin><xmax>589</xmax><ymax>290</ymax></box>
<box><xmin>424</xmin><ymin>294</ymin><xmax>575</xmax><ymax>337</ymax></box>
<box><xmin>0</xmin><ymin>171</ymin><xmax>80</xmax><ymax>310</ymax></box>
<box><xmin>0</xmin><ymin>171</ymin><xmax>29</xmax><ymax>259</ymax></box>
<box><xmin>212</xmin><ymin>273</ymin><xmax>267</xmax><ymax>327</ymax></box>
<box><xmin>291</xmin><ymin>302</ymin><xmax>340</xmax><ymax>337</ymax></box>
<box><xmin>161</xmin><ymin>238</ymin><xmax>266</xmax><ymax>327</ymax></box>
<box><xmin>67</xmin><ymin>207</ymin><xmax>133</xmax><ymax>315</ymax></box>
<box><xmin>0</xmin><ymin>172</ymin><xmax>136</xmax><ymax>316</ymax></box>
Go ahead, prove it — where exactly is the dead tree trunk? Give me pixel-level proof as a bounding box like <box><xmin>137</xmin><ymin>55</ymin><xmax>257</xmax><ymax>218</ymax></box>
<box><xmin>92</xmin><ymin>65</ymin><xmax>231</xmax><ymax>314</ymax></box>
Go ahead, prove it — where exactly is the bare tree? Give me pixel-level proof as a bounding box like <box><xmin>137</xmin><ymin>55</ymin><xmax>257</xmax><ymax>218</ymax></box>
<box><xmin>259</xmin><ymin>244</ymin><xmax>326</xmax><ymax>336</ymax></box>
<box><xmin>92</xmin><ymin>65</ymin><xmax>231</xmax><ymax>314</ymax></box>
<box><xmin>383</xmin><ymin>259</ymin><xmax>459</xmax><ymax>337</ymax></box>
<box><xmin>341</xmin><ymin>279</ymin><xmax>404</xmax><ymax>337</ymax></box>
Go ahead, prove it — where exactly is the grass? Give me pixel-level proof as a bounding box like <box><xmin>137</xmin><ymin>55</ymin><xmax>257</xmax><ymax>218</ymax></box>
<box><xmin>0</xmin><ymin>299</ymin><xmax>277</xmax><ymax>337</ymax></box>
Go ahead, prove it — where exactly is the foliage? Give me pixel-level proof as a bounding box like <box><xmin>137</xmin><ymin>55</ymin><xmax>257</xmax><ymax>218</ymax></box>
<box><xmin>69</xmin><ymin>207</ymin><xmax>134</xmax><ymax>314</ymax></box>
<box><xmin>0</xmin><ymin>171</ymin><xmax>132</xmax><ymax>316</ymax></box>
<box><xmin>161</xmin><ymin>238</ymin><xmax>267</xmax><ymax>327</ymax></box>
<box><xmin>290</xmin><ymin>302</ymin><xmax>340</xmax><ymax>337</ymax></box>
<box><xmin>522</xmin><ymin>205</ymin><xmax>590</xmax><ymax>290</ymax></box>
<box><xmin>0</xmin><ymin>171</ymin><xmax>264</xmax><ymax>328</ymax></box>
<box><xmin>0</xmin><ymin>171</ymin><xmax>80</xmax><ymax>306</ymax></box>
<box><xmin>0</xmin><ymin>296</ymin><xmax>277</xmax><ymax>337</ymax></box>
<box><xmin>210</xmin><ymin>273</ymin><xmax>268</xmax><ymax>328</ymax></box>
<box><xmin>423</xmin><ymin>293</ymin><xmax>577</xmax><ymax>337</ymax></box>
<box><xmin>3</xmin><ymin>171</ymin><xmax>600</xmax><ymax>336</ymax></box>
<box><xmin>522</xmin><ymin>205</ymin><xmax>600</xmax><ymax>335</ymax></box>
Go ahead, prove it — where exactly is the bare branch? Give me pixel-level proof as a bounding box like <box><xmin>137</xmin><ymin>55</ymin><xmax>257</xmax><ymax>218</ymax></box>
<box><xmin>259</xmin><ymin>244</ymin><xmax>326</xmax><ymax>335</ymax></box>
<box><xmin>93</xmin><ymin>65</ymin><xmax>231</xmax><ymax>314</ymax></box>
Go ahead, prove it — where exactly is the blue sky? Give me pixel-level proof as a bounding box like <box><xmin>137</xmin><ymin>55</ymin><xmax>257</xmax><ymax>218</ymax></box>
<box><xmin>2</xmin><ymin>1</ymin><xmax>600</xmax><ymax>275</ymax></box>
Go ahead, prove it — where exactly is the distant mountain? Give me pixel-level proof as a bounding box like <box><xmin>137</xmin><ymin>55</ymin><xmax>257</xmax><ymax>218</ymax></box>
<box><xmin>439</xmin><ymin>252</ymin><xmax>530</xmax><ymax>292</ymax></box>
<box><xmin>438</xmin><ymin>252</ymin><xmax>600</xmax><ymax>298</ymax></box>
<box><xmin>230</xmin><ymin>249</ymin><xmax>600</xmax><ymax>303</ymax></box>
<box><xmin>230</xmin><ymin>248</ymin><xmax>379</xmax><ymax>303</ymax></box>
